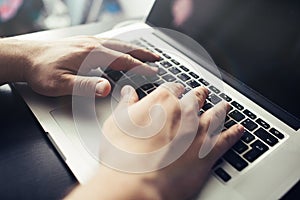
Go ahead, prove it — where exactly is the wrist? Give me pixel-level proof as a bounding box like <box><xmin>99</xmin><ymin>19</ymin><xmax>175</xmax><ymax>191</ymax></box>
<box><xmin>0</xmin><ymin>38</ymin><xmax>35</xmax><ymax>83</ymax></box>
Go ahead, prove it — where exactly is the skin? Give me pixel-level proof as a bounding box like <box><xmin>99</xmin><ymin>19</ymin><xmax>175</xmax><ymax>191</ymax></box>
<box><xmin>66</xmin><ymin>85</ymin><xmax>244</xmax><ymax>200</ymax></box>
<box><xmin>0</xmin><ymin>36</ymin><xmax>159</xmax><ymax>96</ymax></box>
<box><xmin>0</xmin><ymin>36</ymin><xmax>244</xmax><ymax>199</ymax></box>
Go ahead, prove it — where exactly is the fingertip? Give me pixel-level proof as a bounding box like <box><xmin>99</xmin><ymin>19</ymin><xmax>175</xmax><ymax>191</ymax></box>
<box><xmin>120</xmin><ymin>85</ymin><xmax>139</xmax><ymax>105</ymax></box>
<box><xmin>226</xmin><ymin>124</ymin><xmax>244</xmax><ymax>143</ymax></box>
<box><xmin>237</xmin><ymin>124</ymin><xmax>245</xmax><ymax>136</ymax></box>
<box><xmin>95</xmin><ymin>79</ymin><xmax>111</xmax><ymax>97</ymax></box>
<box><xmin>201</xmin><ymin>86</ymin><xmax>209</xmax><ymax>97</ymax></box>
<box><xmin>120</xmin><ymin>85</ymin><xmax>134</xmax><ymax>97</ymax></box>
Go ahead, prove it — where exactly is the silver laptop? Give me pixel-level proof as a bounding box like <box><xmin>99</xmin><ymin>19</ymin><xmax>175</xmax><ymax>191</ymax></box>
<box><xmin>15</xmin><ymin>0</ymin><xmax>300</xmax><ymax>199</ymax></box>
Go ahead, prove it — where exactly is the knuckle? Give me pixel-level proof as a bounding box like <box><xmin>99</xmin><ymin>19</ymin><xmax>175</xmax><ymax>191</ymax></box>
<box><xmin>193</xmin><ymin>89</ymin><xmax>206</xmax><ymax>101</ymax></box>
<box><xmin>157</xmin><ymin>87</ymin><xmax>173</xmax><ymax>101</ymax></box>
<box><xmin>123</xmin><ymin>54</ymin><xmax>136</xmax><ymax>69</ymax></box>
<box><xmin>82</xmin><ymin>42</ymin><xmax>98</xmax><ymax>52</ymax></box>
<box><xmin>78</xmin><ymin>79</ymin><xmax>94</xmax><ymax>91</ymax></box>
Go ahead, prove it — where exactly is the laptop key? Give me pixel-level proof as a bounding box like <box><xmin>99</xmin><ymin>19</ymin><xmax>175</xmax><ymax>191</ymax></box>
<box><xmin>231</xmin><ymin>101</ymin><xmax>244</xmax><ymax>110</ymax></box>
<box><xmin>162</xmin><ymin>74</ymin><xmax>176</xmax><ymax>82</ymax></box>
<box><xmin>183</xmin><ymin>87</ymin><xmax>191</xmax><ymax>94</ymax></box>
<box><xmin>256</xmin><ymin>118</ymin><xmax>270</xmax><ymax>129</ymax></box>
<box><xmin>146</xmin><ymin>75</ymin><xmax>160</xmax><ymax>82</ymax></box>
<box><xmin>212</xmin><ymin>159</ymin><xmax>223</xmax><ymax>169</ymax></box>
<box><xmin>229</xmin><ymin>110</ymin><xmax>245</xmax><ymax>122</ymax></box>
<box><xmin>270</xmin><ymin>128</ymin><xmax>284</xmax><ymax>139</ymax></box>
<box><xmin>225</xmin><ymin>115</ymin><xmax>230</xmax><ymax>122</ymax></box>
<box><xmin>241</xmin><ymin>118</ymin><xmax>258</xmax><ymax>131</ymax></box>
<box><xmin>251</xmin><ymin>140</ymin><xmax>269</xmax><ymax>152</ymax></box>
<box><xmin>169</xmin><ymin>67</ymin><xmax>181</xmax><ymax>75</ymax></box>
<box><xmin>243</xmin><ymin>148</ymin><xmax>263</xmax><ymax>163</ymax></box>
<box><xmin>199</xmin><ymin>78</ymin><xmax>210</xmax><ymax>86</ymax></box>
<box><xmin>209</xmin><ymin>85</ymin><xmax>220</xmax><ymax>94</ymax></box>
<box><xmin>202</xmin><ymin>102</ymin><xmax>213</xmax><ymax>111</ymax></box>
<box><xmin>131</xmin><ymin>75</ymin><xmax>148</xmax><ymax>85</ymax></box>
<box><xmin>233</xmin><ymin>140</ymin><xmax>249</xmax><ymax>154</ymax></box>
<box><xmin>207</xmin><ymin>93</ymin><xmax>222</xmax><ymax>105</ymax></box>
<box><xmin>141</xmin><ymin>83</ymin><xmax>155</xmax><ymax>91</ymax></box>
<box><xmin>241</xmin><ymin>130</ymin><xmax>255</xmax><ymax>143</ymax></box>
<box><xmin>162</xmin><ymin>53</ymin><xmax>171</xmax><ymax>59</ymax></box>
<box><xmin>243</xmin><ymin>109</ymin><xmax>257</xmax><ymax>120</ymax></box>
<box><xmin>177</xmin><ymin>73</ymin><xmax>191</xmax><ymax>81</ymax></box>
<box><xmin>244</xmin><ymin>140</ymin><xmax>269</xmax><ymax>162</ymax></box>
<box><xmin>147</xmin><ymin>88</ymin><xmax>156</xmax><ymax>94</ymax></box>
<box><xmin>186</xmin><ymin>80</ymin><xmax>201</xmax><ymax>88</ymax></box>
<box><xmin>107</xmin><ymin>71</ymin><xmax>124</xmax><ymax>82</ymax></box>
<box><xmin>215</xmin><ymin>168</ymin><xmax>231</xmax><ymax>182</ymax></box>
<box><xmin>189</xmin><ymin>72</ymin><xmax>199</xmax><ymax>79</ymax></box>
<box><xmin>171</xmin><ymin>59</ymin><xmax>180</xmax><ymax>65</ymax></box>
<box><xmin>179</xmin><ymin>65</ymin><xmax>189</xmax><ymax>72</ymax></box>
<box><xmin>224</xmin><ymin>149</ymin><xmax>248</xmax><ymax>171</ymax></box>
<box><xmin>154</xmin><ymin>79</ymin><xmax>165</xmax><ymax>86</ymax></box>
<box><xmin>254</xmin><ymin>128</ymin><xmax>278</xmax><ymax>147</ymax></box>
<box><xmin>219</xmin><ymin>93</ymin><xmax>232</xmax><ymax>102</ymax></box>
<box><xmin>160</xmin><ymin>61</ymin><xmax>172</xmax><ymax>68</ymax></box>
<box><xmin>158</xmin><ymin>68</ymin><xmax>167</xmax><ymax>76</ymax></box>
<box><xmin>136</xmin><ymin>88</ymin><xmax>146</xmax><ymax>99</ymax></box>
<box><xmin>224</xmin><ymin>120</ymin><xmax>237</xmax><ymax>129</ymax></box>
<box><xmin>154</xmin><ymin>48</ymin><xmax>163</xmax><ymax>53</ymax></box>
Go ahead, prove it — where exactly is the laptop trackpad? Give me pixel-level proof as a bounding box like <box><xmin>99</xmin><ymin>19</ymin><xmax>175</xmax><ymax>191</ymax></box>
<box><xmin>50</xmin><ymin>96</ymin><xmax>117</xmax><ymax>161</ymax></box>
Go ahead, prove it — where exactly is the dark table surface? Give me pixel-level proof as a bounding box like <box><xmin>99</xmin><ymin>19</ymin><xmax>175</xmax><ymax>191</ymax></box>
<box><xmin>0</xmin><ymin>84</ymin><xmax>77</xmax><ymax>199</ymax></box>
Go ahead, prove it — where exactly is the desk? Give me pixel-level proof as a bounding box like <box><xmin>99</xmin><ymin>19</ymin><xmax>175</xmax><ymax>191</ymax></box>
<box><xmin>0</xmin><ymin>84</ymin><xmax>76</xmax><ymax>199</ymax></box>
<box><xmin>0</xmin><ymin>20</ymin><xmax>299</xmax><ymax>199</ymax></box>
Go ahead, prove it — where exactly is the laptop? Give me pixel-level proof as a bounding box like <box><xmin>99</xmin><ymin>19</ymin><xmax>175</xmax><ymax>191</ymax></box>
<box><xmin>14</xmin><ymin>0</ymin><xmax>300</xmax><ymax>199</ymax></box>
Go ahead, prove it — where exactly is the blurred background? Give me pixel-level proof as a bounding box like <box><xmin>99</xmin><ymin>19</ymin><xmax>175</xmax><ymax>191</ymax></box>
<box><xmin>0</xmin><ymin>0</ymin><xmax>155</xmax><ymax>37</ymax></box>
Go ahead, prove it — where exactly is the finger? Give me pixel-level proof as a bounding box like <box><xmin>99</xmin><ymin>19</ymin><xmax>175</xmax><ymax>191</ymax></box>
<box><xmin>66</xmin><ymin>75</ymin><xmax>111</xmax><ymax>97</ymax></box>
<box><xmin>159</xmin><ymin>82</ymin><xmax>185</xmax><ymax>98</ymax></box>
<box><xmin>199</xmin><ymin>101</ymin><xmax>230</xmax><ymax>128</ymax></box>
<box><xmin>119</xmin><ymin>85</ymin><xmax>139</xmax><ymax>107</ymax></box>
<box><xmin>207</xmin><ymin>124</ymin><xmax>244</xmax><ymax>160</ymax></box>
<box><xmin>197</xmin><ymin>102</ymin><xmax>230</xmax><ymax>158</ymax></box>
<box><xmin>191</xmin><ymin>86</ymin><xmax>209</xmax><ymax>109</ymax></box>
<box><xmin>179</xmin><ymin>86</ymin><xmax>208</xmax><ymax>118</ymax></box>
<box><xmin>101</xmin><ymin>39</ymin><xmax>160</xmax><ymax>62</ymax></box>
<box><xmin>94</xmin><ymin>47</ymin><xmax>158</xmax><ymax>75</ymax></box>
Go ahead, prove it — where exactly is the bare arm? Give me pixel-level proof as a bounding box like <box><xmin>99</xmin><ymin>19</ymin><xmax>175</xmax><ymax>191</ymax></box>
<box><xmin>0</xmin><ymin>38</ymin><xmax>31</xmax><ymax>84</ymax></box>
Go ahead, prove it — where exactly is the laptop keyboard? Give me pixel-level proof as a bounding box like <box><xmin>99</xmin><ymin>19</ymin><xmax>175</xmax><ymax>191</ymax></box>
<box><xmin>103</xmin><ymin>38</ymin><xmax>286</xmax><ymax>183</ymax></box>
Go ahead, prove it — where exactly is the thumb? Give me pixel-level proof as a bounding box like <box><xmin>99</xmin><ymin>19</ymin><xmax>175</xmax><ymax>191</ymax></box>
<box><xmin>119</xmin><ymin>85</ymin><xmax>139</xmax><ymax>107</ymax></box>
<box><xmin>71</xmin><ymin>75</ymin><xmax>111</xmax><ymax>97</ymax></box>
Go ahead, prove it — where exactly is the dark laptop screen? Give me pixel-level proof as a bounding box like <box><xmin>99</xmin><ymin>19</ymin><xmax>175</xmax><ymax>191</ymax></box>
<box><xmin>147</xmin><ymin>0</ymin><xmax>300</xmax><ymax>121</ymax></box>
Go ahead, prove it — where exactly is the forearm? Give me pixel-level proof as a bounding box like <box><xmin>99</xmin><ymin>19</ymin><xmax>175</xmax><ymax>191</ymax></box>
<box><xmin>0</xmin><ymin>38</ymin><xmax>33</xmax><ymax>84</ymax></box>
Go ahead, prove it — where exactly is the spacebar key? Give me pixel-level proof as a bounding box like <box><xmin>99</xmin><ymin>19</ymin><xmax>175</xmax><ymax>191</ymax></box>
<box><xmin>224</xmin><ymin>149</ymin><xmax>248</xmax><ymax>171</ymax></box>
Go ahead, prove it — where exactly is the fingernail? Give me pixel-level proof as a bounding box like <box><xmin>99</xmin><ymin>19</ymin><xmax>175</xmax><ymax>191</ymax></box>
<box><xmin>96</xmin><ymin>81</ymin><xmax>107</xmax><ymax>95</ymax></box>
<box><xmin>121</xmin><ymin>85</ymin><xmax>134</xmax><ymax>97</ymax></box>
<box><xmin>150</xmin><ymin>66</ymin><xmax>158</xmax><ymax>72</ymax></box>
<box><xmin>237</xmin><ymin>124</ymin><xmax>245</xmax><ymax>133</ymax></box>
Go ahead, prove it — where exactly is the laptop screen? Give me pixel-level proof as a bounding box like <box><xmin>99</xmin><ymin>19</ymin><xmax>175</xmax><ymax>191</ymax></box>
<box><xmin>147</xmin><ymin>0</ymin><xmax>300</xmax><ymax>123</ymax></box>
